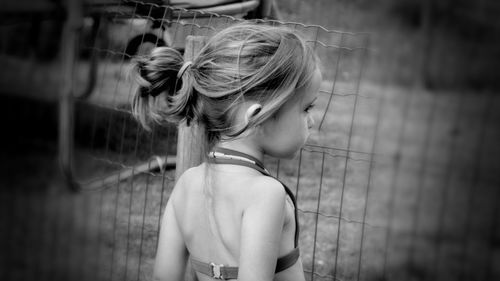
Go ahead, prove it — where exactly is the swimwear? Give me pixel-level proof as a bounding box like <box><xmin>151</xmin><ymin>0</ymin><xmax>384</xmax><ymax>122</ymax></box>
<box><xmin>190</xmin><ymin>147</ymin><xmax>300</xmax><ymax>279</ymax></box>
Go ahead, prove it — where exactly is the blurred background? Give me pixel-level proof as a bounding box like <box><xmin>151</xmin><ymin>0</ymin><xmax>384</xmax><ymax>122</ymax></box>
<box><xmin>279</xmin><ymin>0</ymin><xmax>500</xmax><ymax>90</ymax></box>
<box><xmin>1</xmin><ymin>1</ymin><xmax>499</xmax><ymax>281</ymax></box>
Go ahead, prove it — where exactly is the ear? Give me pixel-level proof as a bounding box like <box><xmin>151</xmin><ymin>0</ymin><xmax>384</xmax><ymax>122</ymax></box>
<box><xmin>244</xmin><ymin>103</ymin><xmax>262</xmax><ymax>124</ymax></box>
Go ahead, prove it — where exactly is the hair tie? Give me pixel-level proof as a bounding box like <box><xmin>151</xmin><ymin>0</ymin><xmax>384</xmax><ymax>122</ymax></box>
<box><xmin>177</xmin><ymin>61</ymin><xmax>193</xmax><ymax>79</ymax></box>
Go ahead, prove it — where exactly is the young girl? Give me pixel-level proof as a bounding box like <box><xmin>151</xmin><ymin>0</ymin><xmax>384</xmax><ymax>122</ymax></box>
<box><xmin>132</xmin><ymin>22</ymin><xmax>322</xmax><ymax>281</ymax></box>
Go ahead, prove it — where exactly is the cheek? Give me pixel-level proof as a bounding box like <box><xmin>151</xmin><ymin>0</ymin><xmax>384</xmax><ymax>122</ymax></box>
<box><xmin>287</xmin><ymin>117</ymin><xmax>309</xmax><ymax>144</ymax></box>
<box><xmin>260</xmin><ymin>119</ymin><xmax>277</xmax><ymax>137</ymax></box>
<box><xmin>307</xmin><ymin>114</ymin><xmax>314</xmax><ymax>129</ymax></box>
<box><xmin>300</xmin><ymin>114</ymin><xmax>310</xmax><ymax>132</ymax></box>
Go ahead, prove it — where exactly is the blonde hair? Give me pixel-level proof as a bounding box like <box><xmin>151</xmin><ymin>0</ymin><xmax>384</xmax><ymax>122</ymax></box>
<box><xmin>132</xmin><ymin>22</ymin><xmax>319</xmax><ymax>149</ymax></box>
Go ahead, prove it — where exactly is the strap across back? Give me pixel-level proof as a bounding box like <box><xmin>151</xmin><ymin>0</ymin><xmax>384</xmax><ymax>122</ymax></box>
<box><xmin>191</xmin><ymin>147</ymin><xmax>301</xmax><ymax>279</ymax></box>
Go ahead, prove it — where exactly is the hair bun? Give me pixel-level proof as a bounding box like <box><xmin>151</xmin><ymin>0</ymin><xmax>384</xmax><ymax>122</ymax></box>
<box><xmin>132</xmin><ymin>46</ymin><xmax>199</xmax><ymax>130</ymax></box>
<box><xmin>135</xmin><ymin>47</ymin><xmax>185</xmax><ymax>99</ymax></box>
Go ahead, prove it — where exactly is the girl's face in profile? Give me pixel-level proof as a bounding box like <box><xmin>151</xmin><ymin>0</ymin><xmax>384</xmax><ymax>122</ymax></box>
<box><xmin>259</xmin><ymin>68</ymin><xmax>323</xmax><ymax>159</ymax></box>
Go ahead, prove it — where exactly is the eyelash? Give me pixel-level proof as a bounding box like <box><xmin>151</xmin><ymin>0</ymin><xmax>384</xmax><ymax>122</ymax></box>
<box><xmin>305</xmin><ymin>104</ymin><xmax>315</xmax><ymax>113</ymax></box>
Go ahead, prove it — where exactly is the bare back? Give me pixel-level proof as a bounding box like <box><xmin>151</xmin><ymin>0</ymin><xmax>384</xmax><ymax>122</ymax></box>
<box><xmin>169</xmin><ymin>163</ymin><xmax>305</xmax><ymax>281</ymax></box>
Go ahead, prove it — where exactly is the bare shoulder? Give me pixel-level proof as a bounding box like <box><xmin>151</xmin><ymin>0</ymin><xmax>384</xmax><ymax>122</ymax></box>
<box><xmin>243</xmin><ymin>176</ymin><xmax>287</xmax><ymax>205</ymax></box>
<box><xmin>170</xmin><ymin>164</ymin><xmax>205</xmax><ymax>200</ymax></box>
<box><xmin>177</xmin><ymin>164</ymin><xmax>204</xmax><ymax>183</ymax></box>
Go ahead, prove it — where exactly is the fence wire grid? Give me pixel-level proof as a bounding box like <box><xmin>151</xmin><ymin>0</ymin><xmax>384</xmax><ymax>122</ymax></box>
<box><xmin>1</xmin><ymin>1</ymin><xmax>500</xmax><ymax>281</ymax></box>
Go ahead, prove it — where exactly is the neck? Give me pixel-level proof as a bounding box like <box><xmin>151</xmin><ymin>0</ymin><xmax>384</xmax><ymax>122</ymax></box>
<box><xmin>216</xmin><ymin>140</ymin><xmax>264</xmax><ymax>163</ymax></box>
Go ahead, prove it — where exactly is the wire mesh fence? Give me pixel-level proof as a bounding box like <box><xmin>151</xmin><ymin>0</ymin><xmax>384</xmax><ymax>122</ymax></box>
<box><xmin>1</xmin><ymin>1</ymin><xmax>500</xmax><ymax>281</ymax></box>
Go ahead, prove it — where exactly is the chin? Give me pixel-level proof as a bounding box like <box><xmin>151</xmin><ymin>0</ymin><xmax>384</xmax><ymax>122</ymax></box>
<box><xmin>264</xmin><ymin>141</ymin><xmax>305</xmax><ymax>160</ymax></box>
<box><xmin>271</xmin><ymin>148</ymin><xmax>301</xmax><ymax>160</ymax></box>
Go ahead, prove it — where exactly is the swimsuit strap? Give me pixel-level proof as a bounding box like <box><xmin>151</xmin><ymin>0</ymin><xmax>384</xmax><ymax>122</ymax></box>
<box><xmin>208</xmin><ymin>147</ymin><xmax>270</xmax><ymax>175</ymax></box>
<box><xmin>207</xmin><ymin>147</ymin><xmax>300</xmax><ymax>248</ymax></box>
<box><xmin>191</xmin><ymin>247</ymin><xmax>300</xmax><ymax>279</ymax></box>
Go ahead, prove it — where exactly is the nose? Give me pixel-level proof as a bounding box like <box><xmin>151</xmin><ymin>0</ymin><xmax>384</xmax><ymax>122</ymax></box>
<box><xmin>307</xmin><ymin>114</ymin><xmax>315</xmax><ymax>129</ymax></box>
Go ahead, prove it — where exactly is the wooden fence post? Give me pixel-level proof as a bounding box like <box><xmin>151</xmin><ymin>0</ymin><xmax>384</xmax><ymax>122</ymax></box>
<box><xmin>175</xmin><ymin>35</ymin><xmax>207</xmax><ymax>181</ymax></box>
<box><xmin>419</xmin><ymin>0</ymin><xmax>433</xmax><ymax>89</ymax></box>
<box><xmin>175</xmin><ymin>35</ymin><xmax>207</xmax><ymax>281</ymax></box>
<box><xmin>59</xmin><ymin>0</ymin><xmax>82</xmax><ymax>190</ymax></box>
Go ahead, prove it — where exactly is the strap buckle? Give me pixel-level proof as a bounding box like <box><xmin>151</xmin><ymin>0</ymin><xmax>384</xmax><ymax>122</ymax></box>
<box><xmin>210</xmin><ymin>262</ymin><xmax>225</xmax><ymax>280</ymax></box>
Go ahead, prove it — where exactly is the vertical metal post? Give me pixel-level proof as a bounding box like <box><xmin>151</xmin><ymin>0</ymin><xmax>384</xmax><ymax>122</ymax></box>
<box><xmin>58</xmin><ymin>0</ymin><xmax>82</xmax><ymax>190</ymax></box>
